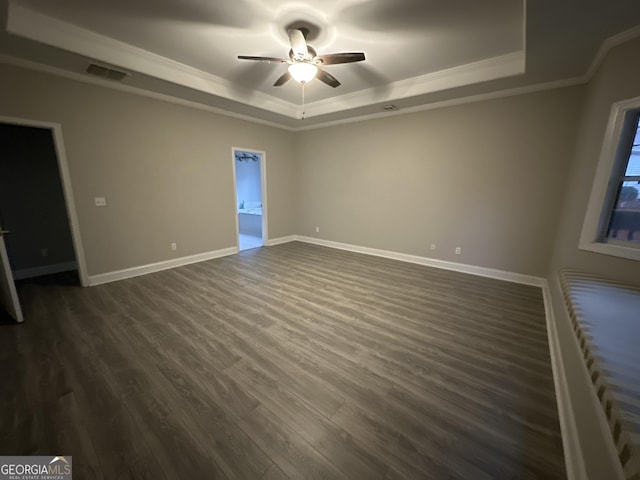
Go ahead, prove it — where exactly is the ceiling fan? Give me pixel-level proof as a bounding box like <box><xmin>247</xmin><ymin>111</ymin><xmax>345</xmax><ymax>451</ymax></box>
<box><xmin>238</xmin><ymin>28</ymin><xmax>365</xmax><ymax>88</ymax></box>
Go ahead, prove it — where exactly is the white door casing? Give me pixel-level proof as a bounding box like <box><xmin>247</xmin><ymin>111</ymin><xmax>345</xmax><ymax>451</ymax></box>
<box><xmin>0</xmin><ymin>115</ymin><xmax>88</xmax><ymax>286</ymax></box>
<box><xmin>0</xmin><ymin>228</ymin><xmax>23</xmax><ymax>322</ymax></box>
<box><xmin>231</xmin><ymin>147</ymin><xmax>268</xmax><ymax>249</ymax></box>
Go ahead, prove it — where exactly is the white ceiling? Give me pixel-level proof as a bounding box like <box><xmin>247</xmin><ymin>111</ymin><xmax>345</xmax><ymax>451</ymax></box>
<box><xmin>1</xmin><ymin>0</ymin><xmax>640</xmax><ymax>129</ymax></box>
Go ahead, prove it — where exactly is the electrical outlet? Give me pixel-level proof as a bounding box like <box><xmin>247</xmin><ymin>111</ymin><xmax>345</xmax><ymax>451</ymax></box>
<box><xmin>315</xmin><ymin>226</ymin><xmax>320</xmax><ymax>233</ymax></box>
<box><xmin>171</xmin><ymin>242</ymin><xmax>177</xmax><ymax>251</ymax></box>
<box><xmin>94</xmin><ymin>197</ymin><xmax>107</xmax><ymax>207</ymax></box>
<box><xmin>455</xmin><ymin>247</ymin><xmax>462</xmax><ymax>255</ymax></box>
<box><xmin>430</xmin><ymin>244</ymin><xmax>436</xmax><ymax>251</ymax></box>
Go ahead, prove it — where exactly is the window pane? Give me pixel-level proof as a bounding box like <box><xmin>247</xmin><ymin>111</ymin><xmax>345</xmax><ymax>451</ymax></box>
<box><xmin>606</xmin><ymin>180</ymin><xmax>640</xmax><ymax>242</ymax></box>
<box><xmin>625</xmin><ymin>117</ymin><xmax>640</xmax><ymax>176</ymax></box>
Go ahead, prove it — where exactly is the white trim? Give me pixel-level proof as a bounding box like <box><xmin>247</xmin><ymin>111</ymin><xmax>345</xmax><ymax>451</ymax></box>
<box><xmin>295</xmin><ymin>236</ymin><xmax>544</xmax><ymax>286</ymax></box>
<box><xmin>578</xmin><ymin>96</ymin><xmax>640</xmax><ymax>262</ymax></box>
<box><xmin>12</xmin><ymin>261</ymin><xmax>77</xmax><ymax>280</ymax></box>
<box><xmin>0</xmin><ymin>54</ymin><xmax>297</xmax><ymax>133</ymax></box>
<box><xmin>302</xmin><ymin>52</ymin><xmax>525</xmax><ymax>118</ymax></box>
<box><xmin>578</xmin><ymin>241</ymin><xmax>640</xmax><ymax>262</ymax></box>
<box><xmin>0</xmin><ymin>50</ymin><xmax>564</xmax><ymax>133</ymax></box>
<box><xmin>549</xmin><ymin>275</ymin><xmax>626</xmax><ymax>480</ymax></box>
<box><xmin>586</xmin><ymin>24</ymin><xmax>640</xmax><ymax>80</ymax></box>
<box><xmin>296</xmin><ymin>76</ymin><xmax>584</xmax><ymax>132</ymax></box>
<box><xmin>2</xmin><ymin>19</ymin><xmax>636</xmax><ymax>131</ymax></box>
<box><xmin>231</xmin><ymin>151</ymin><xmax>240</xmax><ymax>252</ymax></box>
<box><xmin>542</xmin><ymin>281</ymin><xmax>587</xmax><ymax>480</ymax></box>
<box><xmin>232</xmin><ymin>147</ymin><xmax>268</xmax><ymax>250</ymax></box>
<box><xmin>254</xmin><ymin>226</ymin><xmax>630</xmax><ymax>480</ymax></box>
<box><xmin>0</xmin><ymin>235</ymin><xmax>23</xmax><ymax>322</ymax></box>
<box><xmin>265</xmin><ymin>235</ymin><xmax>296</xmax><ymax>246</ymax></box>
<box><xmin>87</xmin><ymin>246</ymin><xmax>237</xmax><ymax>286</ymax></box>
<box><xmin>6</xmin><ymin>3</ymin><xmax>299</xmax><ymax>120</ymax></box>
<box><xmin>259</xmin><ymin>151</ymin><xmax>269</xmax><ymax>246</ymax></box>
<box><xmin>0</xmin><ymin>115</ymin><xmax>90</xmax><ymax>287</ymax></box>
<box><xmin>268</xmin><ymin>235</ymin><xmax>546</xmax><ymax>287</ymax></box>
<box><xmin>5</xmin><ymin>2</ymin><xmax>526</xmax><ymax>122</ymax></box>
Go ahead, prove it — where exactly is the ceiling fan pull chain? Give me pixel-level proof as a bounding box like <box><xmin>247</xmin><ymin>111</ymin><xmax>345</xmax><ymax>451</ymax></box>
<box><xmin>301</xmin><ymin>83</ymin><xmax>306</xmax><ymax>120</ymax></box>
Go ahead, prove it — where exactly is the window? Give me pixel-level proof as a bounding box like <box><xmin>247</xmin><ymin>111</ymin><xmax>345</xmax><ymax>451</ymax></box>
<box><xmin>605</xmin><ymin>113</ymin><xmax>640</xmax><ymax>244</ymax></box>
<box><xmin>580</xmin><ymin>97</ymin><xmax>640</xmax><ymax>261</ymax></box>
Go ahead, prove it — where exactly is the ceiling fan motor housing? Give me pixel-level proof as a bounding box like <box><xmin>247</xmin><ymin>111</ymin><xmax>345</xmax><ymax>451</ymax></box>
<box><xmin>238</xmin><ymin>26</ymin><xmax>365</xmax><ymax>89</ymax></box>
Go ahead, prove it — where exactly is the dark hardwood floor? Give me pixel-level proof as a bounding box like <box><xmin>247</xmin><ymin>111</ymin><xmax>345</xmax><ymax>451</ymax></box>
<box><xmin>0</xmin><ymin>242</ymin><xmax>565</xmax><ymax>479</ymax></box>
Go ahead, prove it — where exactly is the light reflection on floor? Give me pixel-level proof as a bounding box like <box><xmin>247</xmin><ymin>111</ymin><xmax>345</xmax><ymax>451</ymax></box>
<box><xmin>239</xmin><ymin>233</ymin><xmax>263</xmax><ymax>251</ymax></box>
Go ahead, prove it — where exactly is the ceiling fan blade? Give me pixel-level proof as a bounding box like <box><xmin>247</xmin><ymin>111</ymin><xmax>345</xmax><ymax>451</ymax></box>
<box><xmin>317</xmin><ymin>52</ymin><xmax>366</xmax><ymax>65</ymax></box>
<box><xmin>273</xmin><ymin>71</ymin><xmax>292</xmax><ymax>87</ymax></box>
<box><xmin>288</xmin><ymin>29</ymin><xmax>308</xmax><ymax>58</ymax></box>
<box><xmin>238</xmin><ymin>55</ymin><xmax>287</xmax><ymax>63</ymax></box>
<box><xmin>316</xmin><ymin>69</ymin><xmax>341</xmax><ymax>88</ymax></box>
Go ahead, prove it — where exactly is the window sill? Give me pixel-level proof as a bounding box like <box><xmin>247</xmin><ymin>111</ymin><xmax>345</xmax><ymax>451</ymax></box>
<box><xmin>578</xmin><ymin>240</ymin><xmax>640</xmax><ymax>262</ymax></box>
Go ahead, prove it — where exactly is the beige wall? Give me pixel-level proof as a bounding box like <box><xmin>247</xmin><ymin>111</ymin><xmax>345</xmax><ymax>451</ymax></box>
<box><xmin>1</xmin><ymin>39</ymin><xmax>633</xmax><ymax>282</ymax></box>
<box><xmin>296</xmin><ymin>88</ymin><xmax>583</xmax><ymax>277</ymax></box>
<box><xmin>545</xmin><ymin>37</ymin><xmax>640</xmax><ymax>479</ymax></box>
<box><xmin>548</xmin><ymin>36</ymin><xmax>640</xmax><ymax>285</ymax></box>
<box><xmin>0</xmin><ymin>63</ymin><xmax>297</xmax><ymax>276</ymax></box>
<box><xmin>1</xmin><ymin>32</ymin><xmax>637</xmax><ymax>480</ymax></box>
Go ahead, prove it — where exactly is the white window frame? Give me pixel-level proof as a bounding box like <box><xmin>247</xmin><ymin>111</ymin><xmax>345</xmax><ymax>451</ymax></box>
<box><xmin>579</xmin><ymin>95</ymin><xmax>640</xmax><ymax>262</ymax></box>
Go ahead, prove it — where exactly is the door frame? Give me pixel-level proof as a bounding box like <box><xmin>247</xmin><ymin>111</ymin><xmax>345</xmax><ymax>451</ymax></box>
<box><xmin>0</xmin><ymin>115</ymin><xmax>89</xmax><ymax>287</ymax></box>
<box><xmin>231</xmin><ymin>147</ymin><xmax>268</xmax><ymax>249</ymax></box>
<box><xmin>0</xmin><ymin>233</ymin><xmax>23</xmax><ymax>322</ymax></box>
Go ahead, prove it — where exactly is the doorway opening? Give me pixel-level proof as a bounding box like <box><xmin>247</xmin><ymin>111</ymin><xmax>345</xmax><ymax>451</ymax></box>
<box><xmin>0</xmin><ymin>117</ymin><xmax>88</xmax><ymax>322</ymax></box>
<box><xmin>232</xmin><ymin>148</ymin><xmax>267</xmax><ymax>251</ymax></box>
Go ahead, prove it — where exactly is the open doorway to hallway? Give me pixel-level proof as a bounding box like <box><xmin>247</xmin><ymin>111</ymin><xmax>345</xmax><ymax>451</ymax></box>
<box><xmin>233</xmin><ymin>148</ymin><xmax>267</xmax><ymax>251</ymax></box>
<box><xmin>0</xmin><ymin>123</ymin><xmax>78</xmax><ymax>282</ymax></box>
<box><xmin>0</xmin><ymin>119</ymin><xmax>88</xmax><ymax>321</ymax></box>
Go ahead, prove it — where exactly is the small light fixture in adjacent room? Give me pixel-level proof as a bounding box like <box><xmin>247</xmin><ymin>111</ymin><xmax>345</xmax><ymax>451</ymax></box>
<box><xmin>288</xmin><ymin>62</ymin><xmax>317</xmax><ymax>83</ymax></box>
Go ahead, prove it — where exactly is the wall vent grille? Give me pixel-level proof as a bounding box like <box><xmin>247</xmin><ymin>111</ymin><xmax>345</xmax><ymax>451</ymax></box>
<box><xmin>86</xmin><ymin>64</ymin><xmax>128</xmax><ymax>81</ymax></box>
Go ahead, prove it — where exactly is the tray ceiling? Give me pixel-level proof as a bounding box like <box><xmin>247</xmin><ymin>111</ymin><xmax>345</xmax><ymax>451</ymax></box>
<box><xmin>1</xmin><ymin>0</ymin><xmax>640</xmax><ymax>129</ymax></box>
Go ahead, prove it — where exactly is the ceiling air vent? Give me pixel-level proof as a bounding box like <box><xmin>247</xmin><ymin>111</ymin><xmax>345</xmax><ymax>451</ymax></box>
<box><xmin>86</xmin><ymin>63</ymin><xmax>128</xmax><ymax>81</ymax></box>
<box><xmin>383</xmin><ymin>105</ymin><xmax>399</xmax><ymax>112</ymax></box>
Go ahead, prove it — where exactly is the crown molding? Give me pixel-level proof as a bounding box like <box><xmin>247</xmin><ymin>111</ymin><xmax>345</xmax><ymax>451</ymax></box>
<box><xmin>296</xmin><ymin>76</ymin><xmax>585</xmax><ymax>131</ymax></box>
<box><xmin>0</xmin><ymin>54</ymin><xmax>297</xmax><ymax>132</ymax></box>
<box><xmin>6</xmin><ymin>2</ymin><xmax>299</xmax><ymax>118</ymax></box>
<box><xmin>585</xmin><ymin>23</ymin><xmax>640</xmax><ymax>79</ymax></box>
<box><xmin>6</xmin><ymin>1</ymin><xmax>524</xmax><ymax>121</ymax></box>
<box><xmin>4</xmin><ymin>2</ymin><xmax>639</xmax><ymax>130</ymax></box>
<box><xmin>0</xmin><ymin>52</ymin><xmax>588</xmax><ymax>134</ymax></box>
<box><xmin>303</xmin><ymin>51</ymin><xmax>525</xmax><ymax>117</ymax></box>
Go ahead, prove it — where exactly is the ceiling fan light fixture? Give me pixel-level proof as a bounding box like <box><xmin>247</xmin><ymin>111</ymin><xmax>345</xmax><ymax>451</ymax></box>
<box><xmin>288</xmin><ymin>62</ymin><xmax>317</xmax><ymax>84</ymax></box>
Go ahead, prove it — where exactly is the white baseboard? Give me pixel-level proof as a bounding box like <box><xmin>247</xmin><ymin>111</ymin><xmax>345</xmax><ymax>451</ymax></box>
<box><xmin>295</xmin><ymin>235</ymin><xmax>545</xmax><ymax>287</ymax></box>
<box><xmin>86</xmin><ymin>234</ymin><xmax>544</xmax><ymax>288</ymax></box>
<box><xmin>78</xmin><ymin>231</ymin><xmax>601</xmax><ymax>479</ymax></box>
<box><xmin>542</xmin><ymin>281</ymin><xmax>587</xmax><ymax>480</ymax></box>
<box><xmin>265</xmin><ymin>235</ymin><xmax>296</xmax><ymax>246</ymax></box>
<box><xmin>279</xmin><ymin>233</ymin><xmax>625</xmax><ymax>479</ymax></box>
<box><xmin>13</xmin><ymin>261</ymin><xmax>77</xmax><ymax>280</ymax></box>
<box><xmin>87</xmin><ymin>246</ymin><xmax>238</xmax><ymax>286</ymax></box>
<box><xmin>549</xmin><ymin>276</ymin><xmax>626</xmax><ymax>480</ymax></box>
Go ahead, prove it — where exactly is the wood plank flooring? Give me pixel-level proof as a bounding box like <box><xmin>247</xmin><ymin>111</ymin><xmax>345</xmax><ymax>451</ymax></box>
<box><xmin>0</xmin><ymin>242</ymin><xmax>565</xmax><ymax>479</ymax></box>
